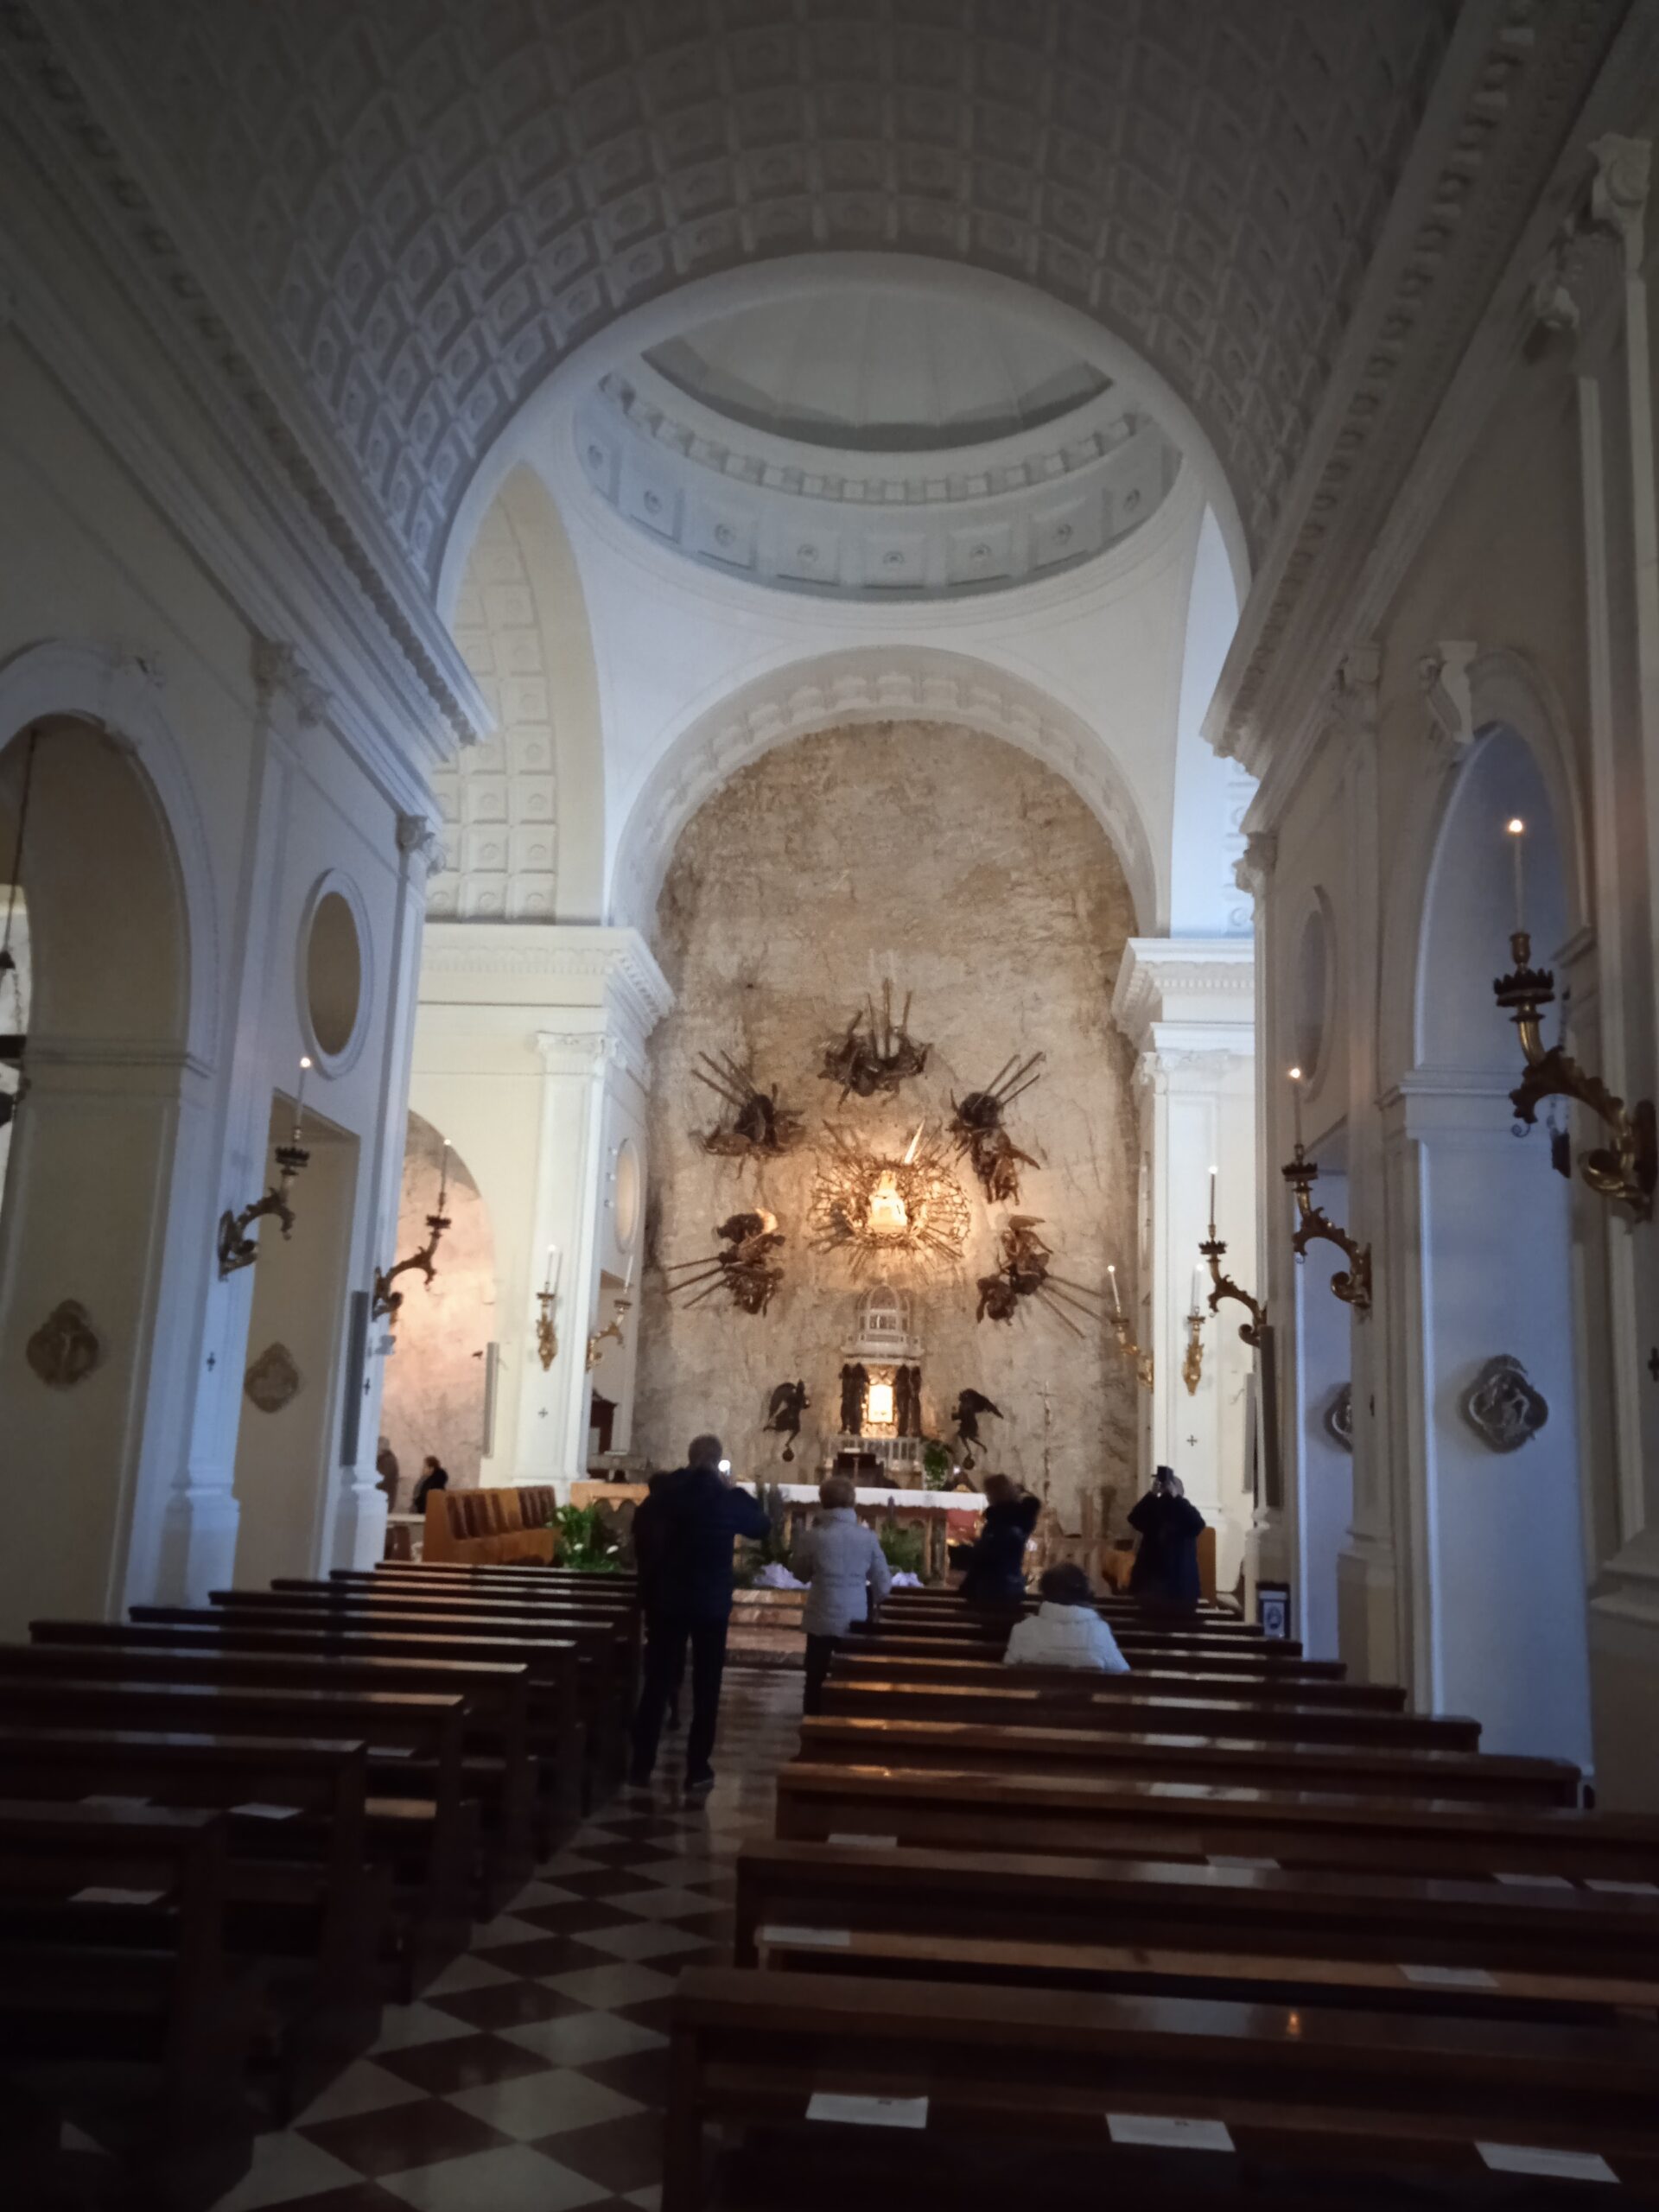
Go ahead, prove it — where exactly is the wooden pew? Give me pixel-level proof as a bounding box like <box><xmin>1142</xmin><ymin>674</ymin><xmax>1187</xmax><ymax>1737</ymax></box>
<box><xmin>188</xmin><ymin>1591</ymin><xmax>627</xmax><ymax>1776</ymax></box>
<box><xmin>854</xmin><ymin>1630</ymin><xmax>1342</xmax><ymax>1679</ymax></box>
<box><xmin>283</xmin><ymin>1573</ymin><xmax>644</xmax><ymax>1698</ymax></box>
<box><xmin>796</xmin><ymin>1713</ymin><xmax>1580</xmax><ymax>1808</ymax></box>
<box><xmin>877</xmin><ymin>1600</ymin><xmax>1274</xmax><ymax>1649</ymax></box>
<box><xmin>734</xmin><ymin>1835</ymin><xmax>1659</xmax><ymax>1980</ymax></box>
<box><xmin>0</xmin><ymin>1724</ymin><xmax>385</xmax><ymax>2106</ymax></box>
<box><xmin>820</xmin><ymin>1673</ymin><xmax>1481</xmax><ymax>1750</ymax></box>
<box><xmin>831</xmin><ymin>1649</ymin><xmax>1411</xmax><ymax>1711</ymax></box>
<box><xmin>664</xmin><ymin>1965</ymin><xmax>1659</xmax><ymax>2212</ymax></box>
<box><xmin>22</xmin><ymin>1626</ymin><xmax>502</xmax><ymax>1984</ymax></box>
<box><xmin>112</xmin><ymin>1606</ymin><xmax>585</xmax><ymax>1833</ymax></box>
<box><xmin>0</xmin><ymin>1801</ymin><xmax>257</xmax><ymax>2211</ymax></box>
<box><xmin>774</xmin><ymin>1760</ymin><xmax>1659</xmax><ymax>1881</ymax></box>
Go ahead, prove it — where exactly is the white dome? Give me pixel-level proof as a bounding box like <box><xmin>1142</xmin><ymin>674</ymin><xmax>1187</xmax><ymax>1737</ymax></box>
<box><xmin>645</xmin><ymin>289</ymin><xmax>1109</xmax><ymax>454</ymax></box>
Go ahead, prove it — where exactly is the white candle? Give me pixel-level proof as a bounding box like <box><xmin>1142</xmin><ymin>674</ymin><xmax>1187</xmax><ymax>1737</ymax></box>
<box><xmin>545</xmin><ymin>1244</ymin><xmax>557</xmax><ymax>1293</ymax></box>
<box><xmin>1287</xmin><ymin>1065</ymin><xmax>1305</xmax><ymax>1151</ymax></box>
<box><xmin>1507</xmin><ymin>817</ymin><xmax>1526</xmax><ymax>935</ymax></box>
<box><xmin>1108</xmin><ymin>1263</ymin><xmax>1122</xmax><ymax>1314</ymax></box>
<box><xmin>435</xmin><ymin>1137</ymin><xmax>450</xmax><ymax>1211</ymax></box>
<box><xmin>622</xmin><ymin>1251</ymin><xmax>634</xmax><ymax>1293</ymax></box>
<box><xmin>1190</xmin><ymin>1262</ymin><xmax>1206</xmax><ymax>1316</ymax></box>
<box><xmin>1208</xmin><ymin>1166</ymin><xmax>1217</xmax><ymax>1233</ymax></box>
<box><xmin>294</xmin><ymin>1055</ymin><xmax>311</xmax><ymax>1140</ymax></box>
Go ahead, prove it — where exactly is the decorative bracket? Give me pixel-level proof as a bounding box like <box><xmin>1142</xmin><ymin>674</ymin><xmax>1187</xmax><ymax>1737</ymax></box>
<box><xmin>1199</xmin><ymin>1231</ymin><xmax>1268</xmax><ymax>1350</ymax></box>
<box><xmin>1418</xmin><ymin>639</ymin><xmax>1479</xmax><ymax>761</ymax></box>
<box><xmin>536</xmin><ymin>1288</ymin><xmax>559</xmax><ymax>1371</ymax></box>
<box><xmin>1107</xmin><ymin>1311</ymin><xmax>1154</xmax><ymax>1393</ymax></box>
<box><xmin>586</xmin><ymin>1296</ymin><xmax>631</xmax><ymax>1372</ymax></box>
<box><xmin>372</xmin><ymin>1208</ymin><xmax>450</xmax><ymax>1323</ymax></box>
<box><xmin>1496</xmin><ymin>930</ymin><xmax>1656</xmax><ymax>1222</ymax></box>
<box><xmin>1182</xmin><ymin>1307</ymin><xmax>1205</xmax><ymax>1397</ymax></box>
<box><xmin>1282</xmin><ymin>1147</ymin><xmax>1373</xmax><ymax>1312</ymax></box>
<box><xmin>218</xmin><ymin>1140</ymin><xmax>308</xmax><ymax>1277</ymax></box>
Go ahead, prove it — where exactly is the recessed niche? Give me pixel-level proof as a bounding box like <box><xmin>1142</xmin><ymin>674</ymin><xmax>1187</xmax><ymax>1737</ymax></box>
<box><xmin>304</xmin><ymin>887</ymin><xmax>364</xmax><ymax>1063</ymax></box>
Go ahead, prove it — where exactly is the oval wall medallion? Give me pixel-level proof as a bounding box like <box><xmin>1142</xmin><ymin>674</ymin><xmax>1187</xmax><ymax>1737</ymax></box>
<box><xmin>1462</xmin><ymin>1354</ymin><xmax>1548</xmax><ymax>1454</ymax></box>
<box><xmin>245</xmin><ymin>1340</ymin><xmax>302</xmax><ymax>1414</ymax></box>
<box><xmin>26</xmin><ymin>1300</ymin><xmax>103</xmax><ymax>1388</ymax></box>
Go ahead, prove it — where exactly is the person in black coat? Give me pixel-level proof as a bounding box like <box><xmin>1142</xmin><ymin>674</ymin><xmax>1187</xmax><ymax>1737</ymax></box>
<box><xmin>410</xmin><ymin>1456</ymin><xmax>448</xmax><ymax>1513</ymax></box>
<box><xmin>628</xmin><ymin>1434</ymin><xmax>769</xmax><ymax>1794</ymax></box>
<box><xmin>1128</xmin><ymin>1465</ymin><xmax>1205</xmax><ymax>1605</ymax></box>
<box><xmin>958</xmin><ymin>1473</ymin><xmax>1041</xmax><ymax>1603</ymax></box>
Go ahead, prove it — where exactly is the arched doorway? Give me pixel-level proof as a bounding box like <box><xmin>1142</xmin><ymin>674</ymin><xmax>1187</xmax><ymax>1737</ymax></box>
<box><xmin>378</xmin><ymin>1112</ymin><xmax>498</xmax><ymax>1510</ymax></box>
<box><xmin>1400</xmin><ymin>725</ymin><xmax>1592</xmax><ymax>1767</ymax></box>
<box><xmin>0</xmin><ymin>712</ymin><xmax>195</xmax><ymax>1630</ymax></box>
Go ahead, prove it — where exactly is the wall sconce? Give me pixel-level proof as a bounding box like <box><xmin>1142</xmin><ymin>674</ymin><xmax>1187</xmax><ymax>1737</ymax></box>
<box><xmin>586</xmin><ymin>1257</ymin><xmax>633</xmax><ymax>1372</ymax></box>
<box><xmin>1494</xmin><ymin>818</ymin><xmax>1655</xmax><ymax>1221</ymax></box>
<box><xmin>1105</xmin><ymin>1264</ymin><xmax>1154</xmax><ymax>1391</ymax></box>
<box><xmin>219</xmin><ymin>1059</ymin><xmax>311</xmax><ymax>1277</ymax></box>
<box><xmin>1183</xmin><ymin>1312</ymin><xmax>1205</xmax><ymax>1396</ymax></box>
<box><xmin>536</xmin><ymin>1244</ymin><xmax>560</xmax><ymax>1372</ymax></box>
<box><xmin>1200</xmin><ymin>1164</ymin><xmax>1267</xmax><ymax>1348</ymax></box>
<box><xmin>1281</xmin><ymin>1069</ymin><xmax>1372</xmax><ymax>1311</ymax></box>
<box><xmin>372</xmin><ymin>1138</ymin><xmax>450</xmax><ymax>1322</ymax></box>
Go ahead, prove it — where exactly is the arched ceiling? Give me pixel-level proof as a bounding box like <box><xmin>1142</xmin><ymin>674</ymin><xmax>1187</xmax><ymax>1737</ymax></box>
<box><xmin>40</xmin><ymin>0</ymin><xmax>1456</xmax><ymax>593</ymax></box>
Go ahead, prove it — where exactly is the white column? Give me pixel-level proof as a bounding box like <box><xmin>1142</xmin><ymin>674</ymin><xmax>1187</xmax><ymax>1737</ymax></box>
<box><xmin>1112</xmin><ymin>938</ymin><xmax>1255</xmax><ymax>1593</ymax></box>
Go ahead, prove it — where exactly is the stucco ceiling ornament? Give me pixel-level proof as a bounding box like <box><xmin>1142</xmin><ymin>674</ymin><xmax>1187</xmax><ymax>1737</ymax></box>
<box><xmin>663</xmin><ymin>1210</ymin><xmax>785</xmax><ymax>1319</ymax></box>
<box><xmin>244</xmin><ymin>1340</ymin><xmax>302</xmax><ymax>1414</ymax></box>
<box><xmin>820</xmin><ymin>980</ymin><xmax>930</xmax><ymax>1102</ymax></box>
<box><xmin>950</xmin><ymin>1053</ymin><xmax>1046</xmax><ymax>1205</ymax></box>
<box><xmin>1461</xmin><ymin>1354</ymin><xmax>1549</xmax><ymax>1454</ymax></box>
<box><xmin>25</xmin><ymin>1300</ymin><xmax>103</xmax><ymax>1389</ymax></box>
<box><xmin>692</xmin><ymin>1048</ymin><xmax>804</xmax><ymax>1164</ymax></box>
<box><xmin>810</xmin><ymin>1124</ymin><xmax>971</xmax><ymax>1279</ymax></box>
<box><xmin>976</xmin><ymin>1216</ymin><xmax>1103</xmax><ymax>1339</ymax></box>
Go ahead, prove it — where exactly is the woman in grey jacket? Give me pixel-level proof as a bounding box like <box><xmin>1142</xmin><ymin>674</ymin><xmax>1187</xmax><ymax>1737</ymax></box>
<box><xmin>792</xmin><ymin>1475</ymin><xmax>893</xmax><ymax>1715</ymax></box>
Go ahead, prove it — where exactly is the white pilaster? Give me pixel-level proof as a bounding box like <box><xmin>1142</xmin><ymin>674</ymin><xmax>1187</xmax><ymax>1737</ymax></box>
<box><xmin>1112</xmin><ymin>938</ymin><xmax>1255</xmax><ymax>1592</ymax></box>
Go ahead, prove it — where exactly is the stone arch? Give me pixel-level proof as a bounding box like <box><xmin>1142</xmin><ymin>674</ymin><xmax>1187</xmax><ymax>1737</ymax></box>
<box><xmin>1378</xmin><ymin>647</ymin><xmax>1589</xmax><ymax>1090</ymax></box>
<box><xmin>0</xmin><ymin>654</ymin><xmax>211</xmax><ymax>1632</ymax></box>
<box><xmin>608</xmin><ymin>644</ymin><xmax>1157</xmax><ymax>938</ymax></box>
<box><xmin>432</xmin><ymin>466</ymin><xmax>605</xmax><ymax>923</ymax></box>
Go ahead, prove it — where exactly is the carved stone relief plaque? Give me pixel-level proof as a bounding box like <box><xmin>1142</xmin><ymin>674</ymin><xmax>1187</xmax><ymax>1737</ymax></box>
<box><xmin>26</xmin><ymin>1300</ymin><xmax>102</xmax><ymax>1388</ymax></box>
<box><xmin>245</xmin><ymin>1341</ymin><xmax>302</xmax><ymax>1414</ymax></box>
<box><xmin>1462</xmin><ymin>1355</ymin><xmax>1548</xmax><ymax>1454</ymax></box>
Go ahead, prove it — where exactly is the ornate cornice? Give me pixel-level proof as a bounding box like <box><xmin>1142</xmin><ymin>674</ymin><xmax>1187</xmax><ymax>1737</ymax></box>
<box><xmin>1209</xmin><ymin>0</ymin><xmax>1636</xmax><ymax>777</ymax></box>
<box><xmin>1418</xmin><ymin>639</ymin><xmax>1480</xmax><ymax>760</ymax></box>
<box><xmin>421</xmin><ymin>923</ymin><xmax>674</xmax><ymax>1040</ymax></box>
<box><xmin>1112</xmin><ymin>937</ymin><xmax>1255</xmax><ymax>1050</ymax></box>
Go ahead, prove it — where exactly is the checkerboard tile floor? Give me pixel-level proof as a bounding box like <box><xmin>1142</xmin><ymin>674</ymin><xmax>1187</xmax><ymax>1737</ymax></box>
<box><xmin>209</xmin><ymin>1671</ymin><xmax>802</xmax><ymax>2212</ymax></box>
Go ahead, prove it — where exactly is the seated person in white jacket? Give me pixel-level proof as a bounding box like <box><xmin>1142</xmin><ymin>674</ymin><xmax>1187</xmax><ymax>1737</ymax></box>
<box><xmin>792</xmin><ymin>1475</ymin><xmax>893</xmax><ymax>1714</ymax></box>
<box><xmin>1004</xmin><ymin>1562</ymin><xmax>1130</xmax><ymax>1671</ymax></box>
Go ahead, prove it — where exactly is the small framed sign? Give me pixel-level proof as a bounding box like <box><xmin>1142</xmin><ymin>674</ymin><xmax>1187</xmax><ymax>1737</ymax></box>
<box><xmin>1257</xmin><ymin>1580</ymin><xmax>1292</xmax><ymax>1640</ymax></box>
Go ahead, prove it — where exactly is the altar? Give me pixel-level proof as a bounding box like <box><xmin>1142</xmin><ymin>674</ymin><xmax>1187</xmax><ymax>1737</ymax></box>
<box><xmin>768</xmin><ymin>1484</ymin><xmax>981</xmax><ymax>1581</ymax></box>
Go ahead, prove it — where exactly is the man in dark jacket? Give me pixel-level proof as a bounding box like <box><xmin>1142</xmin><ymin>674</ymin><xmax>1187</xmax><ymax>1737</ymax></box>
<box><xmin>628</xmin><ymin>1433</ymin><xmax>769</xmax><ymax>1794</ymax></box>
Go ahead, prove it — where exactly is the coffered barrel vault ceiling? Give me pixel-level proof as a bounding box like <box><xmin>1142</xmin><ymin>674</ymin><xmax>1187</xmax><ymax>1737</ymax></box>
<box><xmin>39</xmin><ymin>0</ymin><xmax>1455</xmax><ymax>594</ymax></box>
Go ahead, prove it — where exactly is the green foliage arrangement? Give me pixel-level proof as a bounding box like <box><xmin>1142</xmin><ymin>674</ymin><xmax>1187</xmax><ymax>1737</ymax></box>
<box><xmin>548</xmin><ymin>1502</ymin><xmax>623</xmax><ymax>1573</ymax></box>
<box><xmin>876</xmin><ymin>1520</ymin><xmax>926</xmax><ymax>1577</ymax></box>
<box><xmin>920</xmin><ymin>1440</ymin><xmax>952</xmax><ymax>1491</ymax></box>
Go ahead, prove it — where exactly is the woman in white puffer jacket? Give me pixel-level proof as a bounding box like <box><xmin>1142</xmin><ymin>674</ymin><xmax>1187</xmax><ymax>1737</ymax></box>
<box><xmin>792</xmin><ymin>1475</ymin><xmax>893</xmax><ymax>1714</ymax></box>
<box><xmin>1004</xmin><ymin>1562</ymin><xmax>1131</xmax><ymax>1671</ymax></box>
